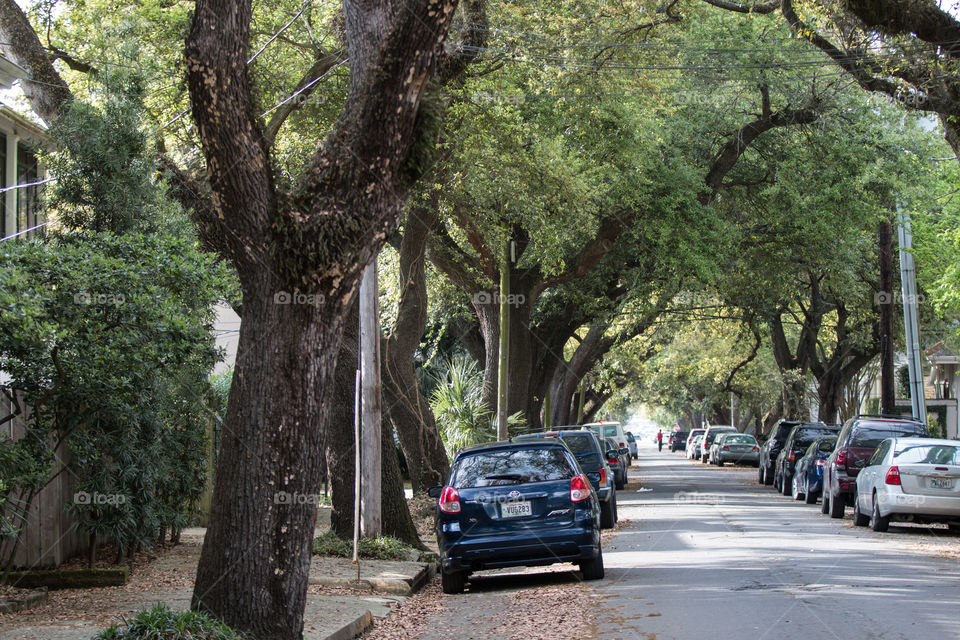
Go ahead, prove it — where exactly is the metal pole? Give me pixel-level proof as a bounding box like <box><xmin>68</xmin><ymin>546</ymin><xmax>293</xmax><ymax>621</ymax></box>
<box><xmin>879</xmin><ymin>217</ymin><xmax>896</xmax><ymax>413</ymax></box>
<box><xmin>897</xmin><ymin>209</ymin><xmax>927</xmax><ymax>421</ymax></box>
<box><xmin>496</xmin><ymin>238</ymin><xmax>511</xmax><ymax>440</ymax></box>
<box><xmin>352</xmin><ymin>369</ymin><xmax>361</xmax><ymax>564</ymax></box>
<box><xmin>359</xmin><ymin>262</ymin><xmax>381</xmax><ymax>536</ymax></box>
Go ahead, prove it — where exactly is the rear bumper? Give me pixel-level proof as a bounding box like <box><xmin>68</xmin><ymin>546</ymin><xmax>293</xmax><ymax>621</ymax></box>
<box><xmin>874</xmin><ymin>487</ymin><xmax>960</xmax><ymax>519</ymax></box>
<box><xmin>718</xmin><ymin>452</ymin><xmax>759</xmax><ymax>464</ymax></box>
<box><xmin>438</xmin><ymin>522</ymin><xmax>601</xmax><ymax>574</ymax></box>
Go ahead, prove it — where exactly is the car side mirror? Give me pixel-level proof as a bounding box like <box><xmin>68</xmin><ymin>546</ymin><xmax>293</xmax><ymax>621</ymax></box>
<box><xmin>620</xmin><ymin>448</ymin><xmax>629</xmax><ymax>456</ymax></box>
<box><xmin>427</xmin><ymin>486</ymin><xmax>443</xmax><ymax>498</ymax></box>
<box><xmin>606</xmin><ymin>450</ymin><xmax>617</xmax><ymax>459</ymax></box>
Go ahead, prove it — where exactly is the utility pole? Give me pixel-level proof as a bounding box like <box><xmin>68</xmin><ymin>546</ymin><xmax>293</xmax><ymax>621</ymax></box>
<box><xmin>897</xmin><ymin>209</ymin><xmax>926</xmax><ymax>421</ymax></box>
<box><xmin>577</xmin><ymin>380</ymin><xmax>585</xmax><ymax>424</ymax></box>
<box><xmin>359</xmin><ymin>261</ymin><xmax>381</xmax><ymax>537</ymax></box>
<box><xmin>496</xmin><ymin>237</ymin><xmax>511</xmax><ymax>440</ymax></box>
<box><xmin>878</xmin><ymin>217</ymin><xmax>896</xmax><ymax>414</ymax></box>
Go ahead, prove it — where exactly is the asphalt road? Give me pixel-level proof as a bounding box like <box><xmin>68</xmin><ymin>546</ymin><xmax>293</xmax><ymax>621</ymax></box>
<box><xmin>593</xmin><ymin>444</ymin><xmax>960</xmax><ymax>640</ymax></box>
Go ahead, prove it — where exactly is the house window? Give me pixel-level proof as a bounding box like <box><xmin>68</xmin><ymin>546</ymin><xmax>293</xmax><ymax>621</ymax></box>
<box><xmin>16</xmin><ymin>142</ymin><xmax>38</xmax><ymax>236</ymax></box>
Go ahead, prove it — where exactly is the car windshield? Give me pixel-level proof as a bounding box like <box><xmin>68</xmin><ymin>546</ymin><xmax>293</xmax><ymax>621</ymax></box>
<box><xmin>452</xmin><ymin>448</ymin><xmax>575</xmax><ymax>488</ymax></box>
<box><xmin>893</xmin><ymin>444</ymin><xmax>960</xmax><ymax>465</ymax></box>
<box><xmin>724</xmin><ymin>435</ymin><xmax>756</xmax><ymax>444</ymax></box>
<box><xmin>705</xmin><ymin>430</ymin><xmax>735</xmax><ymax>443</ymax></box>
<box><xmin>851</xmin><ymin>426</ymin><xmax>924</xmax><ymax>448</ymax></box>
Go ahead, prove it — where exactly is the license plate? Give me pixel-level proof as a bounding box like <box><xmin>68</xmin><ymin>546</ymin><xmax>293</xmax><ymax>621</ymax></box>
<box><xmin>501</xmin><ymin>501</ymin><xmax>532</xmax><ymax>518</ymax></box>
<box><xmin>930</xmin><ymin>477</ymin><xmax>954</xmax><ymax>490</ymax></box>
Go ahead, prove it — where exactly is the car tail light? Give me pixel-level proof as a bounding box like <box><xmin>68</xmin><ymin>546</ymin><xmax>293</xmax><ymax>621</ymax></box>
<box><xmin>836</xmin><ymin>449</ymin><xmax>848</xmax><ymax>467</ymax></box>
<box><xmin>787</xmin><ymin>450</ymin><xmax>797</xmax><ymax>463</ymax></box>
<box><xmin>722</xmin><ymin>445</ymin><xmax>729</xmax><ymax>451</ymax></box>
<box><xmin>619</xmin><ymin>441</ymin><xmax>626</xmax><ymax>448</ymax></box>
<box><xmin>815</xmin><ymin>459</ymin><xmax>825</xmax><ymax>468</ymax></box>
<box><xmin>752</xmin><ymin>446</ymin><xmax>760</xmax><ymax>452</ymax></box>
<box><xmin>885</xmin><ymin>466</ymin><xmax>901</xmax><ymax>485</ymax></box>
<box><xmin>571</xmin><ymin>474</ymin><xmax>591</xmax><ymax>502</ymax></box>
<box><xmin>438</xmin><ymin>486</ymin><xmax>461</xmax><ymax>513</ymax></box>
<box><xmin>599</xmin><ymin>468</ymin><xmax>607</xmax><ymax>486</ymax></box>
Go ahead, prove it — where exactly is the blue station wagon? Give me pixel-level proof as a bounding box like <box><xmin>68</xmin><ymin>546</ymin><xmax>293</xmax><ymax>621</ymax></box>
<box><xmin>428</xmin><ymin>439</ymin><xmax>604</xmax><ymax>593</ymax></box>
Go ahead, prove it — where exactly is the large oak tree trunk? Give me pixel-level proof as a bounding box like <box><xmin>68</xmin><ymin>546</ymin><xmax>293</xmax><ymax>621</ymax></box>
<box><xmin>184</xmin><ymin>0</ymin><xmax>459</xmax><ymax>635</ymax></box>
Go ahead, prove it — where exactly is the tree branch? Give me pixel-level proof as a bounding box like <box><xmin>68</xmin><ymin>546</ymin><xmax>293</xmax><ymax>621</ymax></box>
<box><xmin>262</xmin><ymin>49</ymin><xmax>346</xmax><ymax>146</ymax></box>
<box><xmin>702</xmin><ymin>0</ymin><xmax>780</xmax><ymax>14</ymax></box>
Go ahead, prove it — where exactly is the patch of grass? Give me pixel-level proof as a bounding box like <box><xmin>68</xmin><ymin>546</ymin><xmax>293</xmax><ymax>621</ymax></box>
<box><xmin>312</xmin><ymin>530</ymin><xmax>413</xmax><ymax>561</ymax></box>
<box><xmin>92</xmin><ymin>603</ymin><xmax>245</xmax><ymax>639</ymax></box>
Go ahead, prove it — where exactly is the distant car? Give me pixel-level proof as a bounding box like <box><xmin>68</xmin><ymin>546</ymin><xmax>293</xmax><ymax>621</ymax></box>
<box><xmin>626</xmin><ymin>432</ymin><xmax>638</xmax><ymax>459</ymax></box>
<box><xmin>669</xmin><ymin>431</ymin><xmax>690</xmax><ymax>452</ymax></box>
<box><xmin>604</xmin><ymin>436</ymin><xmax>629</xmax><ymax>490</ymax></box>
<box><xmin>758</xmin><ymin>420</ymin><xmax>805</xmax><ymax>486</ymax></box>
<box><xmin>852</xmin><ymin>437</ymin><xmax>960</xmax><ymax>532</ymax></box>
<box><xmin>429</xmin><ymin>439</ymin><xmax>604</xmax><ymax>593</ymax></box>
<box><xmin>774</xmin><ymin>423</ymin><xmax>839</xmax><ymax>496</ymax></box>
<box><xmin>823</xmin><ymin>415</ymin><xmax>929</xmax><ymax>519</ymax></box>
<box><xmin>583</xmin><ymin>421</ymin><xmax>630</xmax><ymax>466</ymax></box>
<box><xmin>710</xmin><ymin>433</ymin><xmax>760</xmax><ymax>466</ymax></box>
<box><xmin>685</xmin><ymin>429</ymin><xmax>706</xmax><ymax>458</ymax></box>
<box><xmin>700</xmin><ymin>426</ymin><xmax>737</xmax><ymax>463</ymax></box>
<box><xmin>791</xmin><ymin>435</ymin><xmax>837</xmax><ymax>504</ymax></box>
<box><xmin>687</xmin><ymin>434</ymin><xmax>705</xmax><ymax>460</ymax></box>
<box><xmin>513</xmin><ymin>430</ymin><xmax>618</xmax><ymax>529</ymax></box>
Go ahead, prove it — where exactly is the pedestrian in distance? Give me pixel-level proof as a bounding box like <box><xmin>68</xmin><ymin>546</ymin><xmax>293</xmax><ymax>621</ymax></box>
<box><xmin>656</xmin><ymin>429</ymin><xmax>663</xmax><ymax>452</ymax></box>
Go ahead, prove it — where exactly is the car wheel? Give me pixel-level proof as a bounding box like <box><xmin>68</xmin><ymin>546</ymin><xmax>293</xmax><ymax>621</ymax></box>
<box><xmin>947</xmin><ymin>523</ymin><xmax>960</xmax><ymax>532</ymax></box>
<box><xmin>870</xmin><ymin>494</ymin><xmax>890</xmax><ymax>532</ymax></box>
<box><xmin>773</xmin><ymin>473</ymin><xmax>781</xmax><ymax>492</ymax></box>
<box><xmin>580</xmin><ymin>545</ymin><xmax>605</xmax><ymax>581</ymax></box>
<box><xmin>615</xmin><ymin>473</ymin><xmax>625</xmax><ymax>491</ymax></box>
<box><xmin>791</xmin><ymin>476</ymin><xmax>803</xmax><ymax>501</ymax></box>
<box><xmin>441</xmin><ymin>570</ymin><xmax>466</xmax><ymax>594</ymax></box>
<box><xmin>781</xmin><ymin>473</ymin><xmax>793</xmax><ymax>497</ymax></box>
<box><xmin>829</xmin><ymin>489</ymin><xmax>845</xmax><ymax>519</ymax></box>
<box><xmin>600</xmin><ymin>495</ymin><xmax>616</xmax><ymax>529</ymax></box>
<box><xmin>804</xmin><ymin>486</ymin><xmax>818</xmax><ymax>505</ymax></box>
<box><xmin>758</xmin><ymin>465</ymin><xmax>765</xmax><ymax>484</ymax></box>
<box><xmin>852</xmin><ymin>496</ymin><xmax>869</xmax><ymax>526</ymax></box>
<box><xmin>820</xmin><ymin>488</ymin><xmax>831</xmax><ymax>514</ymax></box>
<box><xmin>763</xmin><ymin>465</ymin><xmax>774</xmax><ymax>486</ymax></box>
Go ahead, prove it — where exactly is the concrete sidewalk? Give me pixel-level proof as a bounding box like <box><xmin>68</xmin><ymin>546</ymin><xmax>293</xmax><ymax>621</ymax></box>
<box><xmin>0</xmin><ymin>555</ymin><xmax>436</xmax><ymax>640</ymax></box>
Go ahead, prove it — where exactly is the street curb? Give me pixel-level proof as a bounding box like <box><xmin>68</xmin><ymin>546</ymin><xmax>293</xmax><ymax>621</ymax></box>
<box><xmin>308</xmin><ymin>561</ymin><xmax>435</xmax><ymax>596</ymax></box>
<box><xmin>311</xmin><ymin>609</ymin><xmax>374</xmax><ymax>640</ymax></box>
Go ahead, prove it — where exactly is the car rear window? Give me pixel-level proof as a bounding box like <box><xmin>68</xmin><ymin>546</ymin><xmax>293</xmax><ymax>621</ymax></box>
<box><xmin>705</xmin><ymin>429</ymin><xmax>735</xmax><ymax>444</ymax></box>
<box><xmin>893</xmin><ymin>444</ymin><xmax>960</xmax><ymax>465</ymax></box>
<box><xmin>559</xmin><ymin>433</ymin><xmax>596</xmax><ymax>455</ymax></box>
<box><xmin>452</xmin><ymin>448</ymin><xmax>575</xmax><ymax>488</ymax></box>
<box><xmin>794</xmin><ymin>428</ymin><xmax>838</xmax><ymax>450</ymax></box>
<box><xmin>852</xmin><ymin>425</ymin><xmax>926</xmax><ymax>448</ymax></box>
<box><xmin>601</xmin><ymin>426</ymin><xmax>618</xmax><ymax>438</ymax></box>
<box><xmin>725</xmin><ymin>435</ymin><xmax>756</xmax><ymax>444</ymax></box>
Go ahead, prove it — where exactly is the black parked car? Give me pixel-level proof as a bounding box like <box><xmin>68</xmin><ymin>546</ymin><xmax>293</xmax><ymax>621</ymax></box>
<box><xmin>429</xmin><ymin>439</ymin><xmax>604</xmax><ymax>593</ymax></box>
<box><xmin>774</xmin><ymin>422</ymin><xmax>839</xmax><ymax>496</ymax></box>
<box><xmin>822</xmin><ymin>415</ymin><xmax>928</xmax><ymax>519</ymax></box>
<box><xmin>669</xmin><ymin>431</ymin><xmax>690</xmax><ymax>452</ymax></box>
<box><xmin>513</xmin><ymin>430</ymin><xmax>618</xmax><ymax>528</ymax></box>
<box><xmin>758</xmin><ymin>420</ymin><xmax>803</xmax><ymax>486</ymax></box>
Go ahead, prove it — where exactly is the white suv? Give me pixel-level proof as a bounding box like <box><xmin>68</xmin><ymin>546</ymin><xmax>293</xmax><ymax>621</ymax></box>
<box><xmin>583</xmin><ymin>422</ymin><xmax>630</xmax><ymax>467</ymax></box>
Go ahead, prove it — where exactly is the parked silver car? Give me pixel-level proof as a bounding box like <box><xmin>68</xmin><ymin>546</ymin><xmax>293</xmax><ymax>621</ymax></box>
<box><xmin>685</xmin><ymin>429</ymin><xmax>705</xmax><ymax>458</ymax></box>
<box><xmin>710</xmin><ymin>433</ymin><xmax>760</xmax><ymax>466</ymax></box>
<box><xmin>852</xmin><ymin>437</ymin><xmax>960</xmax><ymax>532</ymax></box>
<box><xmin>687</xmin><ymin>434</ymin><xmax>704</xmax><ymax>460</ymax></box>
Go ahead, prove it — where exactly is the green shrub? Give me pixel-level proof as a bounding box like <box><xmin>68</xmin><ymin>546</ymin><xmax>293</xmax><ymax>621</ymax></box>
<box><xmin>312</xmin><ymin>530</ymin><xmax>413</xmax><ymax>560</ymax></box>
<box><xmin>92</xmin><ymin>603</ymin><xmax>245</xmax><ymax>639</ymax></box>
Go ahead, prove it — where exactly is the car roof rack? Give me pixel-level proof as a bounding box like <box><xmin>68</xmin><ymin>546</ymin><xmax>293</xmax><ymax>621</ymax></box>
<box><xmin>855</xmin><ymin>413</ymin><xmax>924</xmax><ymax>422</ymax></box>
